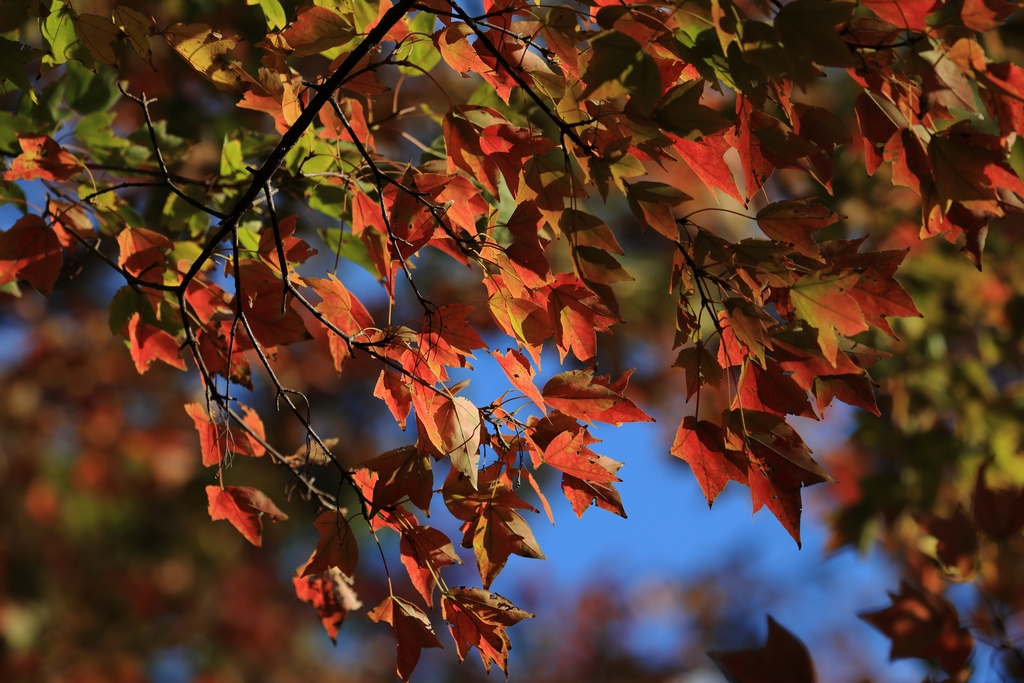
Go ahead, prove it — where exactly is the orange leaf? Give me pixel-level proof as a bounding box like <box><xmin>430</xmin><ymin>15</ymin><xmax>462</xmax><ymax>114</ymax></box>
<box><xmin>4</xmin><ymin>136</ymin><xmax>80</xmax><ymax>182</ymax></box>
<box><xmin>206</xmin><ymin>485</ymin><xmax>287</xmax><ymax>546</ymax></box>
<box><xmin>302</xmin><ymin>510</ymin><xmax>359</xmax><ymax>577</ymax></box>
<box><xmin>126</xmin><ymin>313</ymin><xmax>186</xmax><ymax>374</ymax></box>
<box><xmin>368</xmin><ymin>596</ymin><xmax>443</xmax><ymax>681</ymax></box>
<box><xmin>0</xmin><ymin>214</ymin><xmax>62</xmax><ymax>297</ymax></box>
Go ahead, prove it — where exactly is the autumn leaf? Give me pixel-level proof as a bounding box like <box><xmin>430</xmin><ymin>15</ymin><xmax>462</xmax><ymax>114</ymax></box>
<box><xmin>442</xmin><ymin>587</ymin><xmax>533</xmax><ymax>674</ymax></box>
<box><xmin>788</xmin><ymin>271</ymin><xmax>868</xmax><ymax>365</ymax></box>
<box><xmin>368</xmin><ymin>596</ymin><xmax>443</xmax><ymax>681</ymax></box>
<box><xmin>117</xmin><ymin>227</ymin><xmax>171</xmax><ymax>285</ymax></box>
<box><xmin>861</xmin><ymin>0</ymin><xmax>940</xmax><ymax>30</ymax></box>
<box><xmin>302</xmin><ymin>510</ymin><xmax>359</xmax><ymax>577</ymax></box>
<box><xmin>756</xmin><ymin>198</ymin><xmax>840</xmax><ymax>260</ymax></box>
<box><xmin>541</xmin><ymin>430</ymin><xmax>621</xmax><ymax>484</ymax></box>
<box><xmin>671</xmin><ymin>416</ymin><xmax>746</xmax><ymax>506</ymax></box>
<box><xmin>733</xmin><ymin>359</ymin><xmax>816</xmax><ymax>419</ymax></box>
<box><xmin>467</xmin><ymin>501</ymin><xmax>545</xmax><ymax>589</ymax></box>
<box><xmin>384</xmin><ymin>509</ymin><xmax>461</xmax><ymax>607</ymax></box>
<box><xmin>126</xmin><ymin>313</ymin><xmax>186</xmax><ymax>374</ymax></box>
<box><xmin>353</xmin><ymin>445</ymin><xmax>433</xmax><ymax>514</ymax></box>
<box><xmin>163</xmin><ymin>23</ymin><xmax>247</xmax><ymax>93</ymax></box>
<box><xmin>0</xmin><ymin>214</ymin><xmax>63</xmax><ymax>297</ymax></box>
<box><xmin>374</xmin><ymin>371</ymin><xmax>413</xmax><ymax>430</ymax></box>
<box><xmin>184</xmin><ymin>402</ymin><xmax>265</xmax><ymax>467</ymax></box>
<box><xmin>206</xmin><ymin>485</ymin><xmax>287</xmax><ymax>546</ymax></box>
<box><xmin>860</xmin><ymin>582</ymin><xmax>974</xmax><ymax>677</ymax></box>
<box><xmin>280</xmin><ymin>5</ymin><xmax>356</xmax><ymax>57</ymax></box>
<box><xmin>674</xmin><ymin>343</ymin><xmax>724</xmax><ymax>401</ymax></box>
<box><xmin>293</xmin><ymin>567</ymin><xmax>361</xmax><ymax>643</ymax></box>
<box><xmin>4</xmin><ymin>135</ymin><xmax>80</xmax><ymax>182</ymax></box>
<box><xmin>113</xmin><ymin>5</ymin><xmax>156</xmax><ymax>67</ymax></box>
<box><xmin>625</xmin><ymin>181</ymin><xmax>692</xmax><ymax>240</ymax></box>
<box><xmin>492</xmin><ymin>348</ymin><xmax>545</xmax><ymax>414</ymax></box>
<box><xmin>413</xmin><ymin>389</ymin><xmax>482</xmax><ymax>488</ymax></box>
<box><xmin>711</xmin><ymin>616</ymin><xmax>817</xmax><ymax>683</ymax></box>
<box><xmin>542</xmin><ymin>368</ymin><xmax>653</xmax><ymax>425</ymax></box>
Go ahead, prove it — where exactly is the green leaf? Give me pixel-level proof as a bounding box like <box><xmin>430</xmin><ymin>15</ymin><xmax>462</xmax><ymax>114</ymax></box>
<box><xmin>0</xmin><ymin>37</ymin><xmax>43</xmax><ymax>103</ymax></box>
<box><xmin>397</xmin><ymin>11</ymin><xmax>441</xmax><ymax>76</ymax></box>
<box><xmin>248</xmin><ymin>0</ymin><xmax>287</xmax><ymax>30</ymax></box>
<box><xmin>582</xmin><ymin>31</ymin><xmax>662</xmax><ymax>116</ymax></box>
<box><xmin>654</xmin><ymin>80</ymin><xmax>730</xmax><ymax>140</ymax></box>
<box><xmin>64</xmin><ymin>61</ymin><xmax>119</xmax><ymax>114</ymax></box>
<box><xmin>319</xmin><ymin>227</ymin><xmax>379</xmax><ymax>276</ymax></box>
<box><xmin>41</xmin><ymin>0</ymin><xmax>85</xmax><ymax>69</ymax></box>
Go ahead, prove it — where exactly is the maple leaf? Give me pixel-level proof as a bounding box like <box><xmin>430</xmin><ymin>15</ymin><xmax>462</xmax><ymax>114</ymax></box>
<box><xmin>0</xmin><ymin>38</ymin><xmax>44</xmax><ymax>101</ymax></box>
<box><xmin>787</xmin><ymin>271</ymin><xmax>868</xmax><ymax>366</ymax></box>
<box><xmin>48</xmin><ymin>199</ymin><xmax>93</xmax><ymax>249</ymax></box>
<box><xmin>960</xmin><ymin>0</ymin><xmax>1018</xmax><ymax>31</ymax></box>
<box><xmin>492</xmin><ymin>348</ymin><xmax>545</xmax><ymax>414</ymax></box>
<box><xmin>206</xmin><ymin>485</ymin><xmax>287</xmax><ymax>546</ymax></box>
<box><xmin>4</xmin><ymin>135</ymin><xmax>80</xmax><ymax>182</ymax></box>
<box><xmin>441</xmin><ymin>587</ymin><xmax>533</xmax><ymax>674</ymax></box>
<box><xmin>973</xmin><ymin>464</ymin><xmax>1024</xmax><ymax>539</ymax></box>
<box><xmin>831</xmin><ymin>248</ymin><xmax>921</xmax><ymax>337</ymax></box>
<box><xmin>674</xmin><ymin>343</ymin><xmax>724</xmax><ymax>401</ymax></box>
<box><xmin>117</xmin><ymin>227</ymin><xmax>171</xmax><ymax>285</ymax></box>
<box><xmin>306</xmin><ymin>273</ymin><xmax>373</xmax><ymax>372</ymax></box>
<box><xmin>280</xmin><ymin>6</ymin><xmax>356</xmax><ymax>57</ymax></box>
<box><xmin>625</xmin><ymin>181</ymin><xmax>692</xmax><ymax>240</ymax></box>
<box><xmin>381</xmin><ymin>509</ymin><xmax>462</xmax><ymax>607</ymax></box>
<box><xmin>293</xmin><ymin>567</ymin><xmax>361</xmax><ymax>644</ymax></box>
<box><xmin>733</xmin><ymin>359</ymin><xmax>816</xmax><ymax>420</ymax></box>
<box><xmin>541</xmin><ymin>430</ymin><xmax>621</xmax><ymax>484</ymax></box>
<box><xmin>860</xmin><ymin>582</ymin><xmax>974</xmax><ymax>677</ymax></box>
<box><xmin>302</xmin><ymin>510</ymin><xmax>359</xmax><ymax>577</ymax></box>
<box><xmin>258</xmin><ymin>214</ymin><xmax>316</xmax><ymax>269</ymax></box>
<box><xmin>561</xmin><ymin>461</ymin><xmax>627</xmax><ymax>519</ymax></box>
<box><xmin>236</xmin><ymin>259</ymin><xmax>312</xmax><ymax>348</ymax></box>
<box><xmin>756</xmin><ymin>198</ymin><xmax>840</xmax><ymax>261</ymax></box>
<box><xmin>0</xmin><ymin>214</ymin><xmax>63</xmax><ymax>297</ymax></box>
<box><xmin>541</xmin><ymin>368</ymin><xmax>652</xmax><ymax>425</ymax></box>
<box><xmin>184</xmin><ymin>402</ymin><xmax>265</xmax><ymax>467</ymax></box>
<box><xmin>710</xmin><ymin>616</ymin><xmax>817</xmax><ymax>683</ymax></box>
<box><xmin>353</xmin><ymin>445</ymin><xmax>433</xmax><ymax>514</ymax></box>
<box><xmin>673</xmin><ymin>133</ymin><xmax>745</xmax><ymax>205</ymax></box>
<box><xmin>914</xmin><ymin>505</ymin><xmax>977</xmax><ymax>579</ymax></box>
<box><xmin>861</xmin><ymin>0</ymin><xmax>940</xmax><ymax>30</ymax></box>
<box><xmin>671</xmin><ymin>416</ymin><xmax>747</xmax><ymax>506</ymax></box>
<box><xmin>723</xmin><ymin>409</ymin><xmax>832</xmax><ymax>546</ymax></box>
<box><xmin>412</xmin><ymin>389</ymin><xmax>482</xmax><ymax>488</ymax></box>
<box><xmin>368</xmin><ymin>596</ymin><xmax>443</xmax><ymax>681</ymax></box>
<box><xmin>374</xmin><ymin>371</ymin><xmax>413</xmax><ymax>430</ymax></box>
<box><xmin>126</xmin><ymin>313</ymin><xmax>186</xmax><ymax>374</ymax></box>
<box><xmin>465</xmin><ymin>501</ymin><xmax>545</xmax><ymax>589</ymax></box>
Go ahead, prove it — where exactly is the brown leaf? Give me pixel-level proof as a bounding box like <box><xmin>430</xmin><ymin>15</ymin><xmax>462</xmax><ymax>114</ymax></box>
<box><xmin>860</xmin><ymin>582</ymin><xmax>974</xmax><ymax>677</ymax></box>
<box><xmin>711</xmin><ymin>616</ymin><xmax>817</xmax><ymax>683</ymax></box>
<box><xmin>368</xmin><ymin>596</ymin><xmax>443</xmax><ymax>681</ymax></box>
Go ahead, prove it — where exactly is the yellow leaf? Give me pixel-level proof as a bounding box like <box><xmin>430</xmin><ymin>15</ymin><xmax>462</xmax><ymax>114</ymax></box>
<box><xmin>162</xmin><ymin>23</ymin><xmax>247</xmax><ymax>94</ymax></box>
<box><xmin>113</xmin><ymin>5</ymin><xmax>156</xmax><ymax>67</ymax></box>
<box><xmin>74</xmin><ymin>14</ymin><xmax>123</xmax><ymax>68</ymax></box>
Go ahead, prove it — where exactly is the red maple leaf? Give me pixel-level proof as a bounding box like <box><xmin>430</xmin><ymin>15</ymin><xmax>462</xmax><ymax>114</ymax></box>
<box><xmin>206</xmin><ymin>485</ymin><xmax>287</xmax><ymax>546</ymax></box>
<box><xmin>4</xmin><ymin>135</ymin><xmax>80</xmax><ymax>181</ymax></box>
<box><xmin>0</xmin><ymin>214</ymin><xmax>63</xmax><ymax>297</ymax></box>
